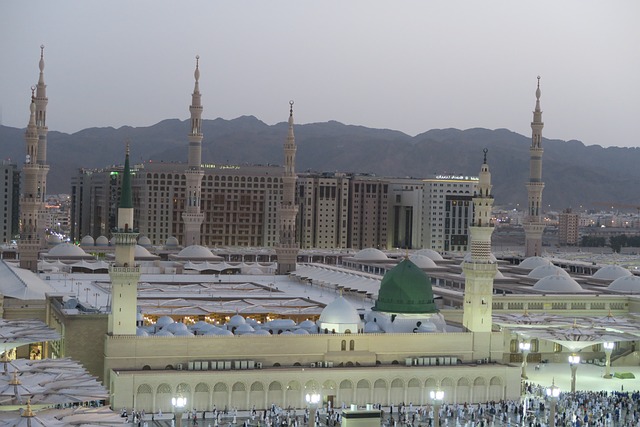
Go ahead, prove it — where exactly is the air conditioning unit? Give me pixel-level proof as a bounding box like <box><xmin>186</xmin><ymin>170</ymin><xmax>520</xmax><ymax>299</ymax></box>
<box><xmin>310</xmin><ymin>362</ymin><xmax>316</xmax><ymax>368</ymax></box>
<box><xmin>255</xmin><ymin>362</ymin><xmax>263</xmax><ymax>369</ymax></box>
<box><xmin>176</xmin><ymin>363</ymin><xmax>183</xmax><ymax>370</ymax></box>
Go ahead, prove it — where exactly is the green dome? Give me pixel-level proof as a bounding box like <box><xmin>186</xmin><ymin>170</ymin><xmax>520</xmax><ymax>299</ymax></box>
<box><xmin>374</xmin><ymin>258</ymin><xmax>437</xmax><ymax>314</ymax></box>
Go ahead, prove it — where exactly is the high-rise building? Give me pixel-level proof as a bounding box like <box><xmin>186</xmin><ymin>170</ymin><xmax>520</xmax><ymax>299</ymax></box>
<box><xmin>558</xmin><ymin>208</ymin><xmax>580</xmax><ymax>246</ymax></box>
<box><xmin>182</xmin><ymin>56</ymin><xmax>205</xmax><ymax>247</ymax></box>
<box><xmin>348</xmin><ymin>176</ymin><xmax>389</xmax><ymax>250</ymax></box>
<box><xmin>297</xmin><ymin>172</ymin><xmax>350</xmax><ymax>249</ymax></box>
<box><xmin>0</xmin><ymin>161</ymin><xmax>20</xmax><ymax>245</ymax></box>
<box><xmin>422</xmin><ymin>175</ymin><xmax>477</xmax><ymax>253</ymax></box>
<box><xmin>387</xmin><ymin>178</ymin><xmax>424</xmax><ymax>249</ymax></box>
<box><xmin>276</xmin><ymin>102</ymin><xmax>299</xmax><ymax>274</ymax></box>
<box><xmin>462</xmin><ymin>149</ymin><xmax>497</xmax><ymax>358</ymax></box>
<box><xmin>524</xmin><ymin>77</ymin><xmax>546</xmax><ymax>257</ymax></box>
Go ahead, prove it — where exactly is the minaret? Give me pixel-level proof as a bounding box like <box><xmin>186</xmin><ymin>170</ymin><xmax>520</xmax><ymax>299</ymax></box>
<box><xmin>182</xmin><ymin>55</ymin><xmax>205</xmax><ymax>246</ymax></box>
<box><xmin>35</xmin><ymin>45</ymin><xmax>50</xmax><ymax>247</ymax></box>
<box><xmin>18</xmin><ymin>90</ymin><xmax>41</xmax><ymax>271</ymax></box>
<box><xmin>275</xmin><ymin>101</ymin><xmax>299</xmax><ymax>274</ymax></box>
<box><xmin>108</xmin><ymin>145</ymin><xmax>141</xmax><ymax>335</ymax></box>
<box><xmin>523</xmin><ymin>77</ymin><xmax>545</xmax><ymax>257</ymax></box>
<box><xmin>462</xmin><ymin>149</ymin><xmax>497</xmax><ymax>342</ymax></box>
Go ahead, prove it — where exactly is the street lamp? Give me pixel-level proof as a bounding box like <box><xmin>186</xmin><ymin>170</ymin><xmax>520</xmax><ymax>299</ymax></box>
<box><xmin>172</xmin><ymin>395</ymin><xmax>187</xmax><ymax>427</ymax></box>
<box><xmin>519</xmin><ymin>341</ymin><xmax>531</xmax><ymax>380</ymax></box>
<box><xmin>545</xmin><ymin>378</ymin><xmax>560</xmax><ymax>427</ymax></box>
<box><xmin>429</xmin><ymin>389</ymin><xmax>444</xmax><ymax>427</ymax></box>
<box><xmin>603</xmin><ymin>342</ymin><xmax>615</xmax><ymax>379</ymax></box>
<box><xmin>305</xmin><ymin>391</ymin><xmax>321</xmax><ymax>427</ymax></box>
<box><xmin>568</xmin><ymin>354</ymin><xmax>580</xmax><ymax>393</ymax></box>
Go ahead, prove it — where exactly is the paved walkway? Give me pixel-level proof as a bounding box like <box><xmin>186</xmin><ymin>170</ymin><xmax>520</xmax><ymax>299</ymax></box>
<box><xmin>523</xmin><ymin>361</ymin><xmax>640</xmax><ymax>393</ymax></box>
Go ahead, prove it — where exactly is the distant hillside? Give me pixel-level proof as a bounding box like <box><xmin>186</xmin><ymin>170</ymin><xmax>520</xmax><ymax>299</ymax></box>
<box><xmin>1</xmin><ymin>117</ymin><xmax>639</xmax><ymax>210</ymax></box>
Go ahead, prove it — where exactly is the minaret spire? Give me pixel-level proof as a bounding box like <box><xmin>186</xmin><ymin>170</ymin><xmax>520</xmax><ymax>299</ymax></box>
<box><xmin>462</xmin><ymin>149</ymin><xmax>497</xmax><ymax>355</ymax></box>
<box><xmin>524</xmin><ymin>77</ymin><xmax>546</xmax><ymax>257</ymax></box>
<box><xmin>182</xmin><ymin>55</ymin><xmax>206</xmax><ymax>246</ymax></box>
<box><xmin>276</xmin><ymin>101</ymin><xmax>300</xmax><ymax>274</ymax></box>
<box><xmin>108</xmin><ymin>144</ymin><xmax>141</xmax><ymax>335</ymax></box>
<box><xmin>34</xmin><ymin>44</ymin><xmax>50</xmax><ymax>249</ymax></box>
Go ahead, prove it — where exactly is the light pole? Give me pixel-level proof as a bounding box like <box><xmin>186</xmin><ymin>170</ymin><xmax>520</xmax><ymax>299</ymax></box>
<box><xmin>305</xmin><ymin>391</ymin><xmax>321</xmax><ymax>427</ymax></box>
<box><xmin>429</xmin><ymin>389</ymin><xmax>444</xmax><ymax>427</ymax></box>
<box><xmin>603</xmin><ymin>342</ymin><xmax>614</xmax><ymax>379</ymax></box>
<box><xmin>545</xmin><ymin>378</ymin><xmax>560</xmax><ymax>427</ymax></box>
<box><xmin>172</xmin><ymin>395</ymin><xmax>187</xmax><ymax>427</ymax></box>
<box><xmin>568</xmin><ymin>354</ymin><xmax>580</xmax><ymax>393</ymax></box>
<box><xmin>519</xmin><ymin>341</ymin><xmax>531</xmax><ymax>380</ymax></box>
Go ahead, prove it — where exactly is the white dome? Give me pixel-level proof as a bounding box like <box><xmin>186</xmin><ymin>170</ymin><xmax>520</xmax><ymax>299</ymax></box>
<box><xmin>593</xmin><ymin>265</ymin><xmax>632</xmax><ymax>281</ymax></box>
<box><xmin>47</xmin><ymin>235</ymin><xmax>62</xmax><ymax>245</ymax></box>
<box><xmin>265</xmin><ymin>319</ymin><xmax>297</xmax><ymax>329</ymax></box>
<box><xmin>176</xmin><ymin>245</ymin><xmax>221</xmax><ymax>260</ymax></box>
<box><xmin>519</xmin><ymin>256</ymin><xmax>551</xmax><ymax>270</ymax></box>
<box><xmin>136</xmin><ymin>328</ymin><xmax>149</xmax><ymax>337</ymax></box>
<box><xmin>165</xmin><ymin>322</ymin><xmax>190</xmax><ymax>334</ymax></box>
<box><xmin>134</xmin><ymin>245</ymin><xmax>155</xmax><ymax>259</ymax></box>
<box><xmin>109</xmin><ymin>236</ymin><xmax>116</xmax><ymax>246</ymax></box>
<box><xmin>353</xmin><ymin>248</ymin><xmax>389</xmax><ymax>262</ymax></box>
<box><xmin>228</xmin><ymin>314</ymin><xmax>246</xmax><ymax>327</ymax></box>
<box><xmin>319</xmin><ymin>296</ymin><xmax>361</xmax><ymax>324</ymax></box>
<box><xmin>95</xmin><ymin>236</ymin><xmax>109</xmax><ymax>246</ymax></box>
<box><xmin>408</xmin><ymin>254</ymin><xmax>437</xmax><ymax>269</ymax></box>
<box><xmin>253</xmin><ymin>329</ymin><xmax>271</xmax><ymax>336</ymax></box>
<box><xmin>155</xmin><ymin>316</ymin><xmax>175</xmax><ymax>327</ymax></box>
<box><xmin>155</xmin><ymin>329</ymin><xmax>174</xmax><ymax>336</ymax></box>
<box><xmin>173</xmin><ymin>329</ymin><xmax>194</xmax><ymax>337</ymax></box>
<box><xmin>293</xmin><ymin>328</ymin><xmax>309</xmax><ymax>335</ymax></box>
<box><xmin>533</xmin><ymin>275</ymin><xmax>584</xmax><ymax>293</ymax></box>
<box><xmin>528</xmin><ymin>265</ymin><xmax>570</xmax><ymax>279</ymax></box>
<box><xmin>47</xmin><ymin>243</ymin><xmax>89</xmax><ymax>258</ymax></box>
<box><xmin>414</xmin><ymin>249</ymin><xmax>444</xmax><ymax>261</ymax></box>
<box><xmin>234</xmin><ymin>323</ymin><xmax>255</xmax><ymax>335</ymax></box>
<box><xmin>608</xmin><ymin>275</ymin><xmax>640</xmax><ymax>293</ymax></box>
<box><xmin>80</xmin><ymin>235</ymin><xmax>95</xmax><ymax>246</ymax></box>
<box><xmin>364</xmin><ymin>321</ymin><xmax>382</xmax><ymax>333</ymax></box>
<box><xmin>138</xmin><ymin>236</ymin><xmax>152</xmax><ymax>247</ymax></box>
<box><xmin>298</xmin><ymin>320</ymin><xmax>317</xmax><ymax>330</ymax></box>
<box><xmin>165</xmin><ymin>236</ymin><xmax>179</xmax><ymax>247</ymax></box>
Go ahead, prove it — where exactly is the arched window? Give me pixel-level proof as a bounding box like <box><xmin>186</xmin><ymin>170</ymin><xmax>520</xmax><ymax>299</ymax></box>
<box><xmin>349</xmin><ymin>340</ymin><xmax>355</xmax><ymax>351</ymax></box>
<box><xmin>341</xmin><ymin>340</ymin><xmax>346</xmax><ymax>351</ymax></box>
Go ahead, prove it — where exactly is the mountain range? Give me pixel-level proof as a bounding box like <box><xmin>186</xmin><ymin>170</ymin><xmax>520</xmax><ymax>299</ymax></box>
<box><xmin>1</xmin><ymin>116</ymin><xmax>639</xmax><ymax>211</ymax></box>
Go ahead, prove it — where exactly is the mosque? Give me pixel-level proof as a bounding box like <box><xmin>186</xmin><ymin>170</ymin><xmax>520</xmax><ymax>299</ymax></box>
<box><xmin>2</xmin><ymin>49</ymin><xmax>639</xmax><ymax>417</ymax></box>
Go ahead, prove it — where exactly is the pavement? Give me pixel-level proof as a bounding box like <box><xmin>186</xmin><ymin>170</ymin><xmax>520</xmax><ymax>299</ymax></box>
<box><xmin>523</xmin><ymin>361</ymin><xmax>640</xmax><ymax>393</ymax></box>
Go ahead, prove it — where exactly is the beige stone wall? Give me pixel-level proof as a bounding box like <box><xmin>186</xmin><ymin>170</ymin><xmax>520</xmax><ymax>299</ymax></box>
<box><xmin>110</xmin><ymin>363</ymin><xmax>520</xmax><ymax>413</ymax></box>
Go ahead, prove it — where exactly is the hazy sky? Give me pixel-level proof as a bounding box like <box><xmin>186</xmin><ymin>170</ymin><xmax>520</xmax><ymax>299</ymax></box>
<box><xmin>1</xmin><ymin>1</ymin><xmax>639</xmax><ymax>147</ymax></box>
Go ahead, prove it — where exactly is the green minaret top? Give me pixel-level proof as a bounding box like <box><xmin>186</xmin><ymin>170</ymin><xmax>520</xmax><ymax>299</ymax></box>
<box><xmin>374</xmin><ymin>258</ymin><xmax>438</xmax><ymax>314</ymax></box>
<box><xmin>120</xmin><ymin>144</ymin><xmax>133</xmax><ymax>209</ymax></box>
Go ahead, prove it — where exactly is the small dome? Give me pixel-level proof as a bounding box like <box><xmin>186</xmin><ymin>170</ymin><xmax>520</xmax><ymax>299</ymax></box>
<box><xmin>265</xmin><ymin>319</ymin><xmax>297</xmax><ymax>329</ymax></box>
<box><xmin>414</xmin><ymin>249</ymin><xmax>444</xmax><ymax>261</ymax></box>
<box><xmin>165</xmin><ymin>322</ymin><xmax>190</xmax><ymax>334</ymax></box>
<box><xmin>593</xmin><ymin>265</ymin><xmax>632</xmax><ymax>281</ymax></box>
<box><xmin>408</xmin><ymin>254</ymin><xmax>437</xmax><ymax>269</ymax></box>
<box><xmin>353</xmin><ymin>248</ymin><xmax>389</xmax><ymax>262</ymax></box>
<box><xmin>95</xmin><ymin>236</ymin><xmax>109</xmax><ymax>246</ymax></box>
<box><xmin>298</xmin><ymin>320</ymin><xmax>317</xmax><ymax>331</ymax></box>
<box><xmin>47</xmin><ymin>235</ymin><xmax>62</xmax><ymax>245</ymax></box>
<box><xmin>173</xmin><ymin>328</ymin><xmax>194</xmax><ymax>337</ymax></box>
<box><xmin>47</xmin><ymin>243</ymin><xmax>89</xmax><ymax>258</ymax></box>
<box><xmin>364</xmin><ymin>321</ymin><xmax>382</xmax><ymax>333</ymax></box>
<box><xmin>176</xmin><ymin>245</ymin><xmax>222</xmax><ymax>261</ymax></box>
<box><xmin>253</xmin><ymin>329</ymin><xmax>271</xmax><ymax>336</ymax></box>
<box><xmin>533</xmin><ymin>275</ymin><xmax>584</xmax><ymax>293</ymax></box>
<box><xmin>80</xmin><ymin>235</ymin><xmax>95</xmax><ymax>246</ymax></box>
<box><xmin>138</xmin><ymin>236</ymin><xmax>152</xmax><ymax>247</ymax></box>
<box><xmin>415</xmin><ymin>322</ymin><xmax>437</xmax><ymax>333</ymax></box>
<box><xmin>135</xmin><ymin>245</ymin><xmax>156</xmax><ymax>259</ymax></box>
<box><xmin>228</xmin><ymin>314</ymin><xmax>246</xmax><ymax>327</ymax></box>
<box><xmin>519</xmin><ymin>256</ymin><xmax>551</xmax><ymax>270</ymax></box>
<box><xmin>234</xmin><ymin>324</ymin><xmax>255</xmax><ymax>335</ymax></box>
<box><xmin>155</xmin><ymin>316</ymin><xmax>175</xmax><ymax>327</ymax></box>
<box><xmin>293</xmin><ymin>328</ymin><xmax>309</xmax><ymax>335</ymax></box>
<box><xmin>528</xmin><ymin>265</ymin><xmax>570</xmax><ymax>279</ymax></box>
<box><xmin>155</xmin><ymin>329</ymin><xmax>174</xmax><ymax>337</ymax></box>
<box><xmin>109</xmin><ymin>237</ymin><xmax>116</xmax><ymax>246</ymax></box>
<box><xmin>166</xmin><ymin>236</ymin><xmax>179</xmax><ymax>247</ymax></box>
<box><xmin>136</xmin><ymin>328</ymin><xmax>149</xmax><ymax>337</ymax></box>
<box><xmin>375</xmin><ymin>258</ymin><xmax>437</xmax><ymax>314</ymax></box>
<box><xmin>608</xmin><ymin>275</ymin><xmax>640</xmax><ymax>293</ymax></box>
<box><xmin>320</xmin><ymin>296</ymin><xmax>361</xmax><ymax>324</ymax></box>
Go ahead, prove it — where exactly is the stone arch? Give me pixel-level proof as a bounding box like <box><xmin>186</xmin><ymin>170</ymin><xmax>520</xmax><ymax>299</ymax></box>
<box><xmin>355</xmin><ymin>379</ymin><xmax>370</xmax><ymax>406</ymax></box>
<box><xmin>268</xmin><ymin>381</ymin><xmax>283</xmax><ymax>408</ymax></box>
<box><xmin>390</xmin><ymin>378</ymin><xmax>404</xmax><ymax>404</ymax></box>
<box><xmin>231</xmin><ymin>382</ymin><xmax>246</xmax><ymax>409</ymax></box>
<box><xmin>322</xmin><ymin>380</ymin><xmax>337</xmax><ymax>403</ymax></box>
<box><xmin>250</xmin><ymin>382</ymin><xmax>266</xmax><ymax>410</ymax></box>
<box><xmin>440</xmin><ymin>377</ymin><xmax>454</xmax><ymax>403</ymax></box>
<box><xmin>156</xmin><ymin>383</ymin><xmax>173</xmax><ymax>413</ymax></box>
<box><xmin>457</xmin><ymin>377</ymin><xmax>471</xmax><ymax>404</ymax></box>
<box><xmin>288</xmin><ymin>381</ymin><xmax>302</xmax><ymax>409</ymax></box>
<box><xmin>136</xmin><ymin>384</ymin><xmax>153</xmax><ymax>412</ymax></box>
<box><xmin>425</xmin><ymin>378</ymin><xmax>438</xmax><ymax>388</ymax></box>
<box><xmin>194</xmin><ymin>383</ymin><xmax>210</xmax><ymax>411</ymax></box>
<box><xmin>488</xmin><ymin>376</ymin><xmax>503</xmax><ymax>401</ymax></box>
<box><xmin>339</xmin><ymin>379</ymin><xmax>353</xmax><ymax>405</ymax></box>
<box><xmin>473</xmin><ymin>377</ymin><xmax>487</xmax><ymax>403</ymax></box>
<box><xmin>213</xmin><ymin>382</ymin><xmax>228</xmax><ymax>410</ymax></box>
<box><xmin>407</xmin><ymin>378</ymin><xmax>421</xmax><ymax>404</ymax></box>
<box><xmin>373</xmin><ymin>379</ymin><xmax>387</xmax><ymax>405</ymax></box>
